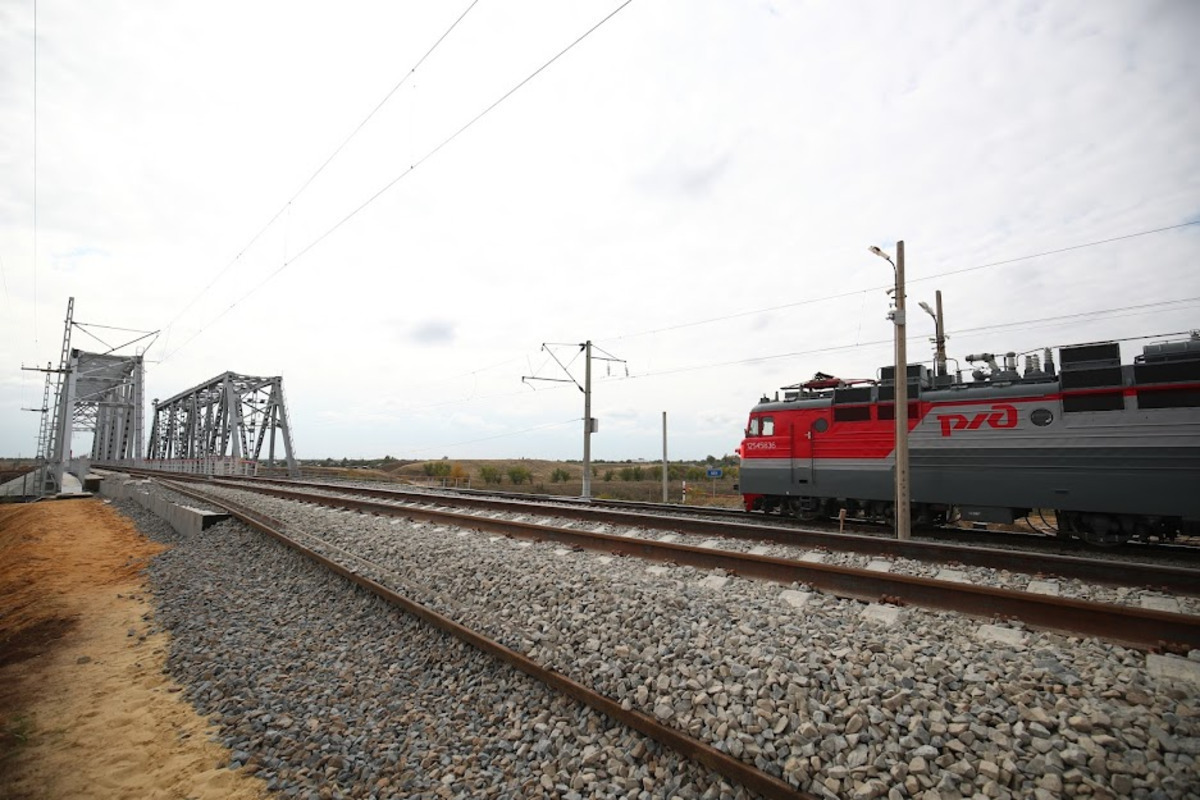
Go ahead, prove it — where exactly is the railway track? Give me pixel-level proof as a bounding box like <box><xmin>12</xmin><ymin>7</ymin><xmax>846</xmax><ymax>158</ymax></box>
<box><xmin>160</xmin><ymin>475</ymin><xmax>1200</xmax><ymax>652</ymax></box>
<box><xmin>156</xmin><ymin>472</ymin><xmax>1200</xmax><ymax>597</ymax></box>
<box><xmin>302</xmin><ymin>477</ymin><xmax>1200</xmax><ymax>565</ymax></box>
<box><xmin>159</xmin><ymin>479</ymin><xmax>812</xmax><ymax>800</ymax></box>
<box><xmin>326</xmin><ymin>478</ymin><xmax>1200</xmax><ymax>562</ymax></box>
<box><xmin>142</xmin><ymin>469</ymin><xmax>1200</xmax><ymax>563</ymax></box>
<box><xmin>114</xmin><ymin>473</ymin><xmax>1200</xmax><ymax>799</ymax></box>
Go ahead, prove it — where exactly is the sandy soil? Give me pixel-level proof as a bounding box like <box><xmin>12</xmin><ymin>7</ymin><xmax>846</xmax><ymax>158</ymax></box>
<box><xmin>0</xmin><ymin>498</ymin><xmax>267</xmax><ymax>800</ymax></box>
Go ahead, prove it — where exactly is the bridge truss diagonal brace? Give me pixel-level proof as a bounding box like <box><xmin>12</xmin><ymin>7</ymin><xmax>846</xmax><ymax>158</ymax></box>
<box><xmin>74</xmin><ymin>350</ymin><xmax>146</xmax><ymax>463</ymax></box>
<box><xmin>148</xmin><ymin>372</ymin><xmax>299</xmax><ymax>477</ymax></box>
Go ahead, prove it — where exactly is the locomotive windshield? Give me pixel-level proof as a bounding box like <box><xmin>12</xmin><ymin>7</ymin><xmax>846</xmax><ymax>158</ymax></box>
<box><xmin>746</xmin><ymin>415</ymin><xmax>773</xmax><ymax>436</ymax></box>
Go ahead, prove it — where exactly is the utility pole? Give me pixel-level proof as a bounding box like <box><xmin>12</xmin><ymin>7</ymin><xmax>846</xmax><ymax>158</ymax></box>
<box><xmin>583</xmin><ymin>340</ymin><xmax>593</xmax><ymax>499</ymax></box>
<box><xmin>661</xmin><ymin>411</ymin><xmax>668</xmax><ymax>503</ymax></box>
<box><xmin>522</xmin><ymin>340</ymin><xmax>625</xmax><ymax>501</ymax></box>
<box><xmin>919</xmin><ymin>290</ymin><xmax>948</xmax><ymax>378</ymax></box>
<box><xmin>934</xmin><ymin>289</ymin><xmax>946</xmax><ymax>377</ymax></box>
<box><xmin>894</xmin><ymin>241</ymin><xmax>911</xmax><ymax>540</ymax></box>
<box><xmin>870</xmin><ymin>240</ymin><xmax>911</xmax><ymax>541</ymax></box>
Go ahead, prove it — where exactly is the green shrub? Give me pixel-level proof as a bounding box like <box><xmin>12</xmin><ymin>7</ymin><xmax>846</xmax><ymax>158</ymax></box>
<box><xmin>619</xmin><ymin>466</ymin><xmax>645</xmax><ymax>481</ymax></box>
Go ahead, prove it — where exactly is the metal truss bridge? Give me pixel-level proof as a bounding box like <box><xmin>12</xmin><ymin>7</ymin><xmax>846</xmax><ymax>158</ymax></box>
<box><xmin>25</xmin><ymin>298</ymin><xmax>299</xmax><ymax>497</ymax></box>
<box><xmin>147</xmin><ymin>371</ymin><xmax>298</xmax><ymax>476</ymax></box>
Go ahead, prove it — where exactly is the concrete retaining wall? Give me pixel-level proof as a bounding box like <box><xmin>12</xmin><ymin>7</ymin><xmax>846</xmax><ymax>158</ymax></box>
<box><xmin>100</xmin><ymin>475</ymin><xmax>229</xmax><ymax>538</ymax></box>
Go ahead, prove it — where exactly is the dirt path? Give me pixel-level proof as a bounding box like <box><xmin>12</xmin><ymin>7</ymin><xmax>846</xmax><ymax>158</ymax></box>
<box><xmin>0</xmin><ymin>498</ymin><xmax>267</xmax><ymax>800</ymax></box>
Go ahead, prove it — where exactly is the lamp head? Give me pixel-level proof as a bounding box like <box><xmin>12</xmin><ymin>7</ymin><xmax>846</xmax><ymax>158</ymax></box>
<box><xmin>918</xmin><ymin>301</ymin><xmax>935</xmax><ymax>316</ymax></box>
<box><xmin>868</xmin><ymin>245</ymin><xmax>894</xmax><ymax>265</ymax></box>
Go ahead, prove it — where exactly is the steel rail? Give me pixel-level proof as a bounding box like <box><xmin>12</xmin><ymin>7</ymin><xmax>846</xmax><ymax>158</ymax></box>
<box><xmin>221</xmin><ymin>474</ymin><xmax>1200</xmax><ymax>595</ymax></box>
<box><xmin>190</xmin><ymin>477</ymin><xmax>1200</xmax><ymax>652</ymax></box>
<box><xmin>160</xmin><ymin>480</ymin><xmax>814</xmax><ymax>800</ymax></box>
<box><xmin>124</xmin><ymin>469</ymin><xmax>1200</xmax><ymax>587</ymax></box>
<box><xmin>319</xmin><ymin>481</ymin><xmax>1200</xmax><ymax>566</ymax></box>
<box><xmin>508</xmin><ymin>493</ymin><xmax>1200</xmax><ymax>564</ymax></box>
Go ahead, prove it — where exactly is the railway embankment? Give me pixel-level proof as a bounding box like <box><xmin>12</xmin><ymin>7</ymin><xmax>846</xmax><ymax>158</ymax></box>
<box><xmin>126</xmin><ymin>478</ymin><xmax>1200</xmax><ymax>798</ymax></box>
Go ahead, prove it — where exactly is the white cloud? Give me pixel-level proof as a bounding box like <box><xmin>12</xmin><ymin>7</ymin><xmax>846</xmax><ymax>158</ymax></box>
<box><xmin>1</xmin><ymin>0</ymin><xmax>1198</xmax><ymax>462</ymax></box>
<box><xmin>407</xmin><ymin>320</ymin><xmax>457</xmax><ymax>346</ymax></box>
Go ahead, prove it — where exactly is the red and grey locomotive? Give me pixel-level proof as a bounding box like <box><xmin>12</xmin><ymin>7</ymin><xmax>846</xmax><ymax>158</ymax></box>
<box><xmin>736</xmin><ymin>333</ymin><xmax>1200</xmax><ymax>545</ymax></box>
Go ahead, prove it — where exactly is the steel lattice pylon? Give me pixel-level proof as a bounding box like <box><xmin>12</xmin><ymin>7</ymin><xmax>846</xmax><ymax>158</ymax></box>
<box><xmin>36</xmin><ymin>298</ymin><xmax>77</xmax><ymax>493</ymax></box>
<box><xmin>30</xmin><ymin>298</ymin><xmax>149</xmax><ymax>494</ymax></box>
<box><xmin>147</xmin><ymin>372</ymin><xmax>299</xmax><ymax>477</ymax></box>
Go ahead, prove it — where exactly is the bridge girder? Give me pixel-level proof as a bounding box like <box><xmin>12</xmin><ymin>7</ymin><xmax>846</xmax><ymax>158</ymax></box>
<box><xmin>147</xmin><ymin>372</ymin><xmax>299</xmax><ymax>477</ymax></box>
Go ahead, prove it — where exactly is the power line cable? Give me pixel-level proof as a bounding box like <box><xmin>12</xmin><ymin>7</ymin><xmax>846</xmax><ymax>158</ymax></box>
<box><xmin>386</xmin><ymin>296</ymin><xmax>1200</xmax><ymax>414</ymax></box>
<box><xmin>0</xmin><ymin>252</ymin><xmax>9</xmax><ymax>306</ymax></box>
<box><xmin>616</xmin><ymin>297</ymin><xmax>1200</xmax><ymax>382</ymax></box>
<box><xmin>398</xmin><ymin>220</ymin><xmax>1200</xmax><ymax>398</ymax></box>
<box><xmin>404</xmin><ymin>354</ymin><xmax>529</xmax><ymax>394</ymax></box>
<box><xmin>343</xmin><ymin>303</ymin><xmax>1199</xmax><ymax>453</ymax></box>
<box><xmin>412</xmin><ymin>416</ymin><xmax>579</xmax><ymax>451</ymax></box>
<box><xmin>355</xmin><ymin>289</ymin><xmax>1200</xmax><ymax>416</ymax></box>
<box><xmin>161</xmin><ymin>0</ymin><xmax>636</xmax><ymax>363</ymax></box>
<box><xmin>911</xmin><ymin>220</ymin><xmax>1200</xmax><ymax>285</ymax></box>
<box><xmin>394</xmin><ymin>230</ymin><xmax>1200</xmax><ymax>418</ymax></box>
<box><xmin>160</xmin><ymin>0</ymin><xmax>483</xmax><ymax>344</ymax></box>
<box><xmin>32</xmin><ymin>0</ymin><xmax>38</xmax><ymax>346</ymax></box>
<box><xmin>399</xmin><ymin>383</ymin><xmax>569</xmax><ymax>413</ymax></box>
<box><xmin>605</xmin><ymin>219</ymin><xmax>1200</xmax><ymax>342</ymax></box>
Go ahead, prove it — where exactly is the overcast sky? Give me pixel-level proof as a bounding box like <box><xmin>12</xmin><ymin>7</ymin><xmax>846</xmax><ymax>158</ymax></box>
<box><xmin>1</xmin><ymin>0</ymin><xmax>1199</xmax><ymax>463</ymax></box>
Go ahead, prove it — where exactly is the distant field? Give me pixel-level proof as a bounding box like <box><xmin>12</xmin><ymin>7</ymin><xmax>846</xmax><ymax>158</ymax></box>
<box><xmin>299</xmin><ymin>458</ymin><xmax>744</xmax><ymax>508</ymax></box>
<box><xmin>0</xmin><ymin>456</ymin><xmax>744</xmax><ymax>508</ymax></box>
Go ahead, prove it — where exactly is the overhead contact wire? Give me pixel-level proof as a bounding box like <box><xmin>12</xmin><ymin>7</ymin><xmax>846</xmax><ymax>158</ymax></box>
<box><xmin>163</xmin><ymin>0</ymin><xmax>636</xmax><ymax>363</ymax></box>
<box><xmin>606</xmin><ymin>219</ymin><xmax>1200</xmax><ymax>343</ymax></box>
<box><xmin>160</xmin><ymin>0</ymin><xmax>483</xmax><ymax>354</ymax></box>
<box><xmin>619</xmin><ymin>298</ymin><xmax>1200</xmax><ymax>381</ymax></box>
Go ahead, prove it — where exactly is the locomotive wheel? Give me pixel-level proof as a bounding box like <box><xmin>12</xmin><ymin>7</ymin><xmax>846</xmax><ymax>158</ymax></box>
<box><xmin>787</xmin><ymin>497</ymin><xmax>822</xmax><ymax>521</ymax></box>
<box><xmin>1063</xmin><ymin>511</ymin><xmax>1133</xmax><ymax>547</ymax></box>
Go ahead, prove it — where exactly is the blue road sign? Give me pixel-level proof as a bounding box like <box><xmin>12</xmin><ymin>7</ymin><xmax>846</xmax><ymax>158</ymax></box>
<box><xmin>706</xmin><ymin>468</ymin><xmax>723</xmax><ymax>478</ymax></box>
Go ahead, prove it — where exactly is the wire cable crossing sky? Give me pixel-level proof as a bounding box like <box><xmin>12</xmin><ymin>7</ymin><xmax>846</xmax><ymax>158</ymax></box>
<box><xmin>1</xmin><ymin>1</ymin><xmax>1198</xmax><ymax>460</ymax></box>
<box><xmin>158</xmin><ymin>0</ymin><xmax>484</xmax><ymax>347</ymax></box>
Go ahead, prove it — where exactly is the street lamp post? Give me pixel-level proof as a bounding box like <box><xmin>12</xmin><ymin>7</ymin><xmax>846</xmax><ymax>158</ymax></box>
<box><xmin>918</xmin><ymin>289</ymin><xmax>947</xmax><ymax>378</ymax></box>
<box><xmin>870</xmin><ymin>241</ymin><xmax>911</xmax><ymax>541</ymax></box>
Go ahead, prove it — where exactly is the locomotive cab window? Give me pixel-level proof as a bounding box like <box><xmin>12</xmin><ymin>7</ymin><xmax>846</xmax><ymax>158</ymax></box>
<box><xmin>747</xmin><ymin>416</ymin><xmax>774</xmax><ymax>436</ymax></box>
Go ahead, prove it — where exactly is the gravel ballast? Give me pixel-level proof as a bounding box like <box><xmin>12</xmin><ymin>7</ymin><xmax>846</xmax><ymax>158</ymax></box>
<box><xmin>270</xmin><ymin>483</ymin><xmax>1200</xmax><ymax>615</ymax></box>
<box><xmin>122</xmin><ymin>497</ymin><xmax>754</xmax><ymax>800</ymax></box>
<box><xmin>127</xmin><ymin>483</ymin><xmax>1200</xmax><ymax>799</ymax></box>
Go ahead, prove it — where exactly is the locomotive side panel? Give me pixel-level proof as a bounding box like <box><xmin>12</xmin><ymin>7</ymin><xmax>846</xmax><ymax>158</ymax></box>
<box><xmin>738</xmin><ymin>334</ymin><xmax>1200</xmax><ymax>540</ymax></box>
<box><xmin>911</xmin><ymin>392</ymin><xmax>1200</xmax><ymax>520</ymax></box>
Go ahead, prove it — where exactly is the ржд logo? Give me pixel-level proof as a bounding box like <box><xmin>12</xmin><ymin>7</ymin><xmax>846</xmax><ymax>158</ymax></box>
<box><xmin>937</xmin><ymin>404</ymin><xmax>1018</xmax><ymax>437</ymax></box>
